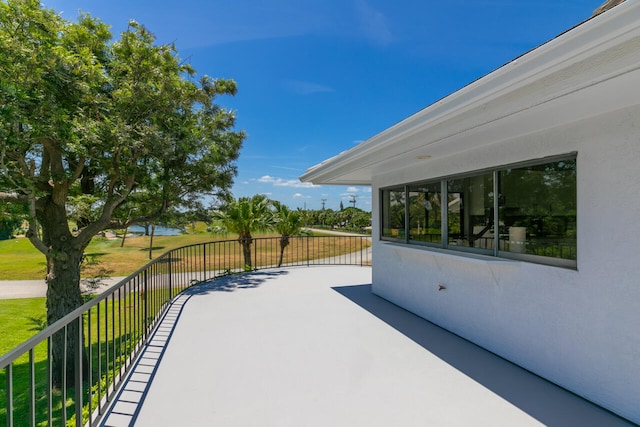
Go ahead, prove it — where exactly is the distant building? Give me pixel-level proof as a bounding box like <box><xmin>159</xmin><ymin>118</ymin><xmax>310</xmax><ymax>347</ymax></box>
<box><xmin>301</xmin><ymin>2</ymin><xmax>640</xmax><ymax>423</ymax></box>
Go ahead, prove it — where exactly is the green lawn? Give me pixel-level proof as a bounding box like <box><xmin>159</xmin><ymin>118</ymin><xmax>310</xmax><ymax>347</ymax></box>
<box><xmin>0</xmin><ymin>292</ymin><xmax>163</xmax><ymax>426</ymax></box>
<box><xmin>0</xmin><ymin>297</ymin><xmax>47</xmax><ymax>355</ymax></box>
<box><xmin>0</xmin><ymin>224</ymin><xmax>225</xmax><ymax>280</ymax></box>
<box><xmin>0</xmin><ymin>238</ymin><xmax>49</xmax><ymax>280</ymax></box>
<box><xmin>0</xmin><ymin>227</ymin><xmax>349</xmax><ymax>280</ymax></box>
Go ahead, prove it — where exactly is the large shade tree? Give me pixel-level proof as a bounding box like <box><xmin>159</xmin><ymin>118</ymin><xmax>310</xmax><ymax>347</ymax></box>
<box><xmin>0</xmin><ymin>0</ymin><xmax>243</xmax><ymax>384</ymax></box>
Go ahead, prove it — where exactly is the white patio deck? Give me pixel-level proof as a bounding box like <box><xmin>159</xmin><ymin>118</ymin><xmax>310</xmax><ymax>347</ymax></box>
<box><xmin>100</xmin><ymin>266</ymin><xmax>633</xmax><ymax>426</ymax></box>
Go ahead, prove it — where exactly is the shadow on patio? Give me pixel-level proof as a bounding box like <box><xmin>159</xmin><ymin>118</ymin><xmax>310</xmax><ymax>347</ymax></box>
<box><xmin>333</xmin><ymin>284</ymin><xmax>633</xmax><ymax>427</ymax></box>
<box><xmin>100</xmin><ymin>266</ymin><xmax>633</xmax><ymax>427</ymax></box>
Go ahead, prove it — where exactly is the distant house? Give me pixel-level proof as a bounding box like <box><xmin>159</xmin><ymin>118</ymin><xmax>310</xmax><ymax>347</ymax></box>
<box><xmin>301</xmin><ymin>2</ymin><xmax>640</xmax><ymax>423</ymax></box>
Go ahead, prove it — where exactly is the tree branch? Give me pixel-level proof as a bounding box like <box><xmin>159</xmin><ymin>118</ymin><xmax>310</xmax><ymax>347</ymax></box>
<box><xmin>75</xmin><ymin>174</ymin><xmax>138</xmax><ymax>248</ymax></box>
<box><xmin>25</xmin><ymin>194</ymin><xmax>49</xmax><ymax>256</ymax></box>
<box><xmin>70</xmin><ymin>156</ymin><xmax>86</xmax><ymax>183</ymax></box>
<box><xmin>0</xmin><ymin>192</ymin><xmax>29</xmax><ymax>202</ymax></box>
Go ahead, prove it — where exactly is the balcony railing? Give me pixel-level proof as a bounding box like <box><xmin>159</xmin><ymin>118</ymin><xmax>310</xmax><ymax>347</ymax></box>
<box><xmin>0</xmin><ymin>235</ymin><xmax>371</xmax><ymax>427</ymax></box>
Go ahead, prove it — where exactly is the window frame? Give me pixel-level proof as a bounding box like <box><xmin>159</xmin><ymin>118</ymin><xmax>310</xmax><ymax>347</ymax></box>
<box><xmin>379</xmin><ymin>153</ymin><xmax>577</xmax><ymax>269</ymax></box>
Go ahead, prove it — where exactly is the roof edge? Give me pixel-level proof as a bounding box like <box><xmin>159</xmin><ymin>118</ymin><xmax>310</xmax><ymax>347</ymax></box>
<box><xmin>300</xmin><ymin>1</ymin><xmax>639</xmax><ymax>185</ymax></box>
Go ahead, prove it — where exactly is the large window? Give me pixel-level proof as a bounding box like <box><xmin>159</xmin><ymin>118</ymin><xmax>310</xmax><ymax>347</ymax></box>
<box><xmin>380</xmin><ymin>156</ymin><xmax>577</xmax><ymax>268</ymax></box>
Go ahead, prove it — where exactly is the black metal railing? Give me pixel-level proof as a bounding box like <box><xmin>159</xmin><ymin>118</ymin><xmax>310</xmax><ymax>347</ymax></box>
<box><xmin>0</xmin><ymin>235</ymin><xmax>371</xmax><ymax>427</ymax></box>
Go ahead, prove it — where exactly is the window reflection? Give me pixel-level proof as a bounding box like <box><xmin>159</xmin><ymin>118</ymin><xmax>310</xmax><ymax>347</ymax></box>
<box><xmin>408</xmin><ymin>182</ymin><xmax>442</xmax><ymax>244</ymax></box>
<box><xmin>498</xmin><ymin>160</ymin><xmax>576</xmax><ymax>259</ymax></box>
<box><xmin>447</xmin><ymin>173</ymin><xmax>494</xmax><ymax>250</ymax></box>
<box><xmin>381</xmin><ymin>187</ymin><xmax>405</xmax><ymax>239</ymax></box>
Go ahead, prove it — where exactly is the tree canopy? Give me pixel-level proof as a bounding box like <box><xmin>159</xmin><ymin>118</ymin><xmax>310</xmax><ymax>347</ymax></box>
<box><xmin>0</xmin><ymin>0</ymin><xmax>244</xmax><ymax>383</ymax></box>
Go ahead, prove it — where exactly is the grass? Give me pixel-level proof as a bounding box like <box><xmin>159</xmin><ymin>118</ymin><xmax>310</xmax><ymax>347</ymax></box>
<box><xmin>1</xmin><ymin>290</ymin><xmax>170</xmax><ymax>427</ymax></box>
<box><xmin>0</xmin><ymin>226</ymin><xmax>366</xmax><ymax>280</ymax></box>
<box><xmin>0</xmin><ymin>238</ymin><xmax>49</xmax><ymax>280</ymax></box>
<box><xmin>0</xmin><ymin>298</ymin><xmax>47</xmax><ymax>355</ymax></box>
<box><xmin>0</xmin><ymin>224</ymin><xmax>237</xmax><ymax>280</ymax></box>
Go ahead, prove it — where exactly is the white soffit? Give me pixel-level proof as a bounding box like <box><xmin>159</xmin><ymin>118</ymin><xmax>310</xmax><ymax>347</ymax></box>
<box><xmin>300</xmin><ymin>1</ymin><xmax>640</xmax><ymax>186</ymax></box>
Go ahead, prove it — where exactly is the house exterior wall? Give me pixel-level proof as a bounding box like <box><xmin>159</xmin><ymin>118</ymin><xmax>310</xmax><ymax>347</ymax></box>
<box><xmin>370</xmin><ymin>105</ymin><xmax>640</xmax><ymax>423</ymax></box>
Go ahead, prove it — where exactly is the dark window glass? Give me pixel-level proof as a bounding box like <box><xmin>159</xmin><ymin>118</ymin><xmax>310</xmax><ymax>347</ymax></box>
<box><xmin>498</xmin><ymin>160</ymin><xmax>576</xmax><ymax>260</ymax></box>
<box><xmin>447</xmin><ymin>173</ymin><xmax>494</xmax><ymax>250</ymax></box>
<box><xmin>408</xmin><ymin>182</ymin><xmax>442</xmax><ymax>244</ymax></box>
<box><xmin>381</xmin><ymin>187</ymin><xmax>406</xmax><ymax>239</ymax></box>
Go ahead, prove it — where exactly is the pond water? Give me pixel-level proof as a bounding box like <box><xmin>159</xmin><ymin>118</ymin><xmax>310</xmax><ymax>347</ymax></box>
<box><xmin>127</xmin><ymin>225</ymin><xmax>183</xmax><ymax>236</ymax></box>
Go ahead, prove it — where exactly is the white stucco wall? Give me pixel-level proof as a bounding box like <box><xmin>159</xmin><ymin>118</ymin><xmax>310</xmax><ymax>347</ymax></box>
<box><xmin>370</xmin><ymin>105</ymin><xmax>640</xmax><ymax>423</ymax></box>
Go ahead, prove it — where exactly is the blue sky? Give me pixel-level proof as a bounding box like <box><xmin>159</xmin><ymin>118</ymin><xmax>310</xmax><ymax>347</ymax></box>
<box><xmin>44</xmin><ymin>0</ymin><xmax>603</xmax><ymax>211</ymax></box>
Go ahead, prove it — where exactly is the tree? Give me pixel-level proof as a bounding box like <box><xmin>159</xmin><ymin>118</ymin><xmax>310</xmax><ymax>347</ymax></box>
<box><xmin>342</xmin><ymin>206</ymin><xmax>371</xmax><ymax>230</ymax></box>
<box><xmin>272</xmin><ymin>201</ymin><xmax>303</xmax><ymax>267</ymax></box>
<box><xmin>0</xmin><ymin>199</ymin><xmax>27</xmax><ymax>239</ymax></box>
<box><xmin>0</xmin><ymin>1</ymin><xmax>243</xmax><ymax>385</ymax></box>
<box><xmin>213</xmin><ymin>195</ymin><xmax>273</xmax><ymax>268</ymax></box>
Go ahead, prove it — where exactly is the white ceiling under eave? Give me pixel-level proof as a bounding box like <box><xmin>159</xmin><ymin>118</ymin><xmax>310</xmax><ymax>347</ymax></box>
<box><xmin>300</xmin><ymin>1</ymin><xmax>640</xmax><ymax>186</ymax></box>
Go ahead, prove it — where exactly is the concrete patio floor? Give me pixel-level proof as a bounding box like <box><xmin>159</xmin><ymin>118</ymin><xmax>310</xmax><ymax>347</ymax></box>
<box><xmin>100</xmin><ymin>266</ymin><xmax>633</xmax><ymax>426</ymax></box>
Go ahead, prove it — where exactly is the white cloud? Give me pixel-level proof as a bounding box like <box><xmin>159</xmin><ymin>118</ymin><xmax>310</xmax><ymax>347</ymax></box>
<box><xmin>258</xmin><ymin>175</ymin><xmax>320</xmax><ymax>188</ymax></box>
<box><xmin>283</xmin><ymin>79</ymin><xmax>335</xmax><ymax>95</ymax></box>
<box><xmin>293</xmin><ymin>193</ymin><xmax>312</xmax><ymax>199</ymax></box>
<box><xmin>354</xmin><ymin>0</ymin><xmax>394</xmax><ymax>47</ymax></box>
<box><xmin>346</xmin><ymin>186</ymin><xmax>359</xmax><ymax>193</ymax></box>
<box><xmin>272</xmin><ymin>165</ymin><xmax>302</xmax><ymax>172</ymax></box>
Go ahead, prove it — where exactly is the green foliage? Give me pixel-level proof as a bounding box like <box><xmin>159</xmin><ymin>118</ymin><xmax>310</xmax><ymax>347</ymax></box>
<box><xmin>0</xmin><ymin>0</ymin><xmax>244</xmax><ymax>327</ymax></box>
<box><xmin>272</xmin><ymin>201</ymin><xmax>304</xmax><ymax>266</ymax></box>
<box><xmin>303</xmin><ymin>206</ymin><xmax>371</xmax><ymax>232</ymax></box>
<box><xmin>272</xmin><ymin>201</ymin><xmax>303</xmax><ymax>237</ymax></box>
<box><xmin>213</xmin><ymin>194</ymin><xmax>273</xmax><ymax>268</ymax></box>
<box><xmin>213</xmin><ymin>194</ymin><xmax>274</xmax><ymax>240</ymax></box>
<box><xmin>0</xmin><ymin>200</ymin><xmax>27</xmax><ymax>239</ymax></box>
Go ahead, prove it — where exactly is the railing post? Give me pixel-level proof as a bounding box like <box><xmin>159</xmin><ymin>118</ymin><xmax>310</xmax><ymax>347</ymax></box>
<box><xmin>29</xmin><ymin>350</ymin><xmax>34</xmax><ymax>427</ymax></box>
<box><xmin>168</xmin><ymin>256</ymin><xmax>173</xmax><ymax>298</ymax></box>
<box><xmin>144</xmin><ymin>270</ymin><xmax>148</xmax><ymax>338</ymax></box>
<box><xmin>202</xmin><ymin>244</ymin><xmax>207</xmax><ymax>282</ymax></box>
<box><xmin>75</xmin><ymin>317</ymin><xmax>83</xmax><ymax>427</ymax></box>
<box><xmin>6</xmin><ymin>363</ymin><xmax>13</xmax><ymax>427</ymax></box>
<box><xmin>306</xmin><ymin>235</ymin><xmax>310</xmax><ymax>267</ymax></box>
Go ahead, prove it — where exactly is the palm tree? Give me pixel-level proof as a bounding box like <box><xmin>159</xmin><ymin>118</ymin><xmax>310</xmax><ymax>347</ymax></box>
<box><xmin>213</xmin><ymin>195</ymin><xmax>273</xmax><ymax>269</ymax></box>
<box><xmin>272</xmin><ymin>201</ymin><xmax>303</xmax><ymax>267</ymax></box>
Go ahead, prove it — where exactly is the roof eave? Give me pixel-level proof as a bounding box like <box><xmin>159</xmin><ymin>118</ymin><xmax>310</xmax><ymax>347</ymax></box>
<box><xmin>300</xmin><ymin>1</ymin><xmax>640</xmax><ymax>186</ymax></box>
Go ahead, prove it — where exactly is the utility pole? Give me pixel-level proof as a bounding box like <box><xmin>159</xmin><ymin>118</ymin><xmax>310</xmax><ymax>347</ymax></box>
<box><xmin>350</xmin><ymin>195</ymin><xmax>357</xmax><ymax>208</ymax></box>
<box><xmin>321</xmin><ymin>198</ymin><xmax>326</xmax><ymax>210</ymax></box>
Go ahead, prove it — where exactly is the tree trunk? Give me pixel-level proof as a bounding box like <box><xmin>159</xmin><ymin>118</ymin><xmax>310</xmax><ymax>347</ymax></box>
<box><xmin>120</xmin><ymin>226</ymin><xmax>128</xmax><ymax>248</ymax></box>
<box><xmin>240</xmin><ymin>237</ymin><xmax>252</xmax><ymax>268</ymax></box>
<box><xmin>277</xmin><ymin>236</ymin><xmax>290</xmax><ymax>267</ymax></box>
<box><xmin>149</xmin><ymin>223</ymin><xmax>155</xmax><ymax>259</ymax></box>
<box><xmin>46</xmin><ymin>248</ymin><xmax>87</xmax><ymax>388</ymax></box>
<box><xmin>39</xmin><ymin>200</ymin><xmax>89</xmax><ymax>388</ymax></box>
